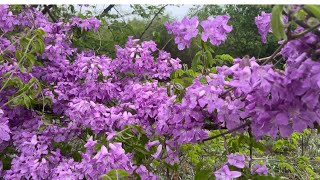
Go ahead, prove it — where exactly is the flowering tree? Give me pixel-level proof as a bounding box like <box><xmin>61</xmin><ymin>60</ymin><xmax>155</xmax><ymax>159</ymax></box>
<box><xmin>0</xmin><ymin>4</ymin><xmax>320</xmax><ymax>180</ymax></box>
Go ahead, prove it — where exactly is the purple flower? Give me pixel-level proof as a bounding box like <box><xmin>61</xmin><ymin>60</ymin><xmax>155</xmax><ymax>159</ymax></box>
<box><xmin>255</xmin><ymin>12</ymin><xmax>272</xmax><ymax>43</ymax></box>
<box><xmin>145</xmin><ymin>140</ymin><xmax>160</xmax><ymax>150</ymax></box>
<box><xmin>136</xmin><ymin>165</ymin><xmax>158</xmax><ymax>180</ymax></box>
<box><xmin>0</xmin><ymin>109</ymin><xmax>10</xmax><ymax>143</ymax></box>
<box><xmin>165</xmin><ymin>16</ymin><xmax>199</xmax><ymax>50</ymax></box>
<box><xmin>227</xmin><ymin>153</ymin><xmax>246</xmax><ymax>168</ymax></box>
<box><xmin>214</xmin><ymin>165</ymin><xmax>242</xmax><ymax>180</ymax></box>
<box><xmin>252</xmin><ymin>163</ymin><xmax>268</xmax><ymax>175</ymax></box>
<box><xmin>151</xmin><ymin>144</ymin><xmax>162</xmax><ymax>159</ymax></box>
<box><xmin>201</xmin><ymin>15</ymin><xmax>232</xmax><ymax>46</ymax></box>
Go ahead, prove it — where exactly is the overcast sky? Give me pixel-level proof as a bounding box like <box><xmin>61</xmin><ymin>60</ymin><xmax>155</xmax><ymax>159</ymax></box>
<box><xmin>77</xmin><ymin>4</ymin><xmax>197</xmax><ymax>20</ymax></box>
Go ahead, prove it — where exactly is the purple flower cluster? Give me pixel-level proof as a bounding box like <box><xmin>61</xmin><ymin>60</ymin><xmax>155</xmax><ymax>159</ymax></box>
<box><xmin>201</xmin><ymin>15</ymin><xmax>233</xmax><ymax>46</ymax></box>
<box><xmin>0</xmin><ymin>109</ymin><xmax>10</xmax><ymax>143</ymax></box>
<box><xmin>255</xmin><ymin>11</ymin><xmax>289</xmax><ymax>43</ymax></box>
<box><xmin>214</xmin><ymin>165</ymin><xmax>242</xmax><ymax>180</ymax></box>
<box><xmin>70</xmin><ymin>16</ymin><xmax>101</xmax><ymax>32</ymax></box>
<box><xmin>255</xmin><ymin>12</ymin><xmax>272</xmax><ymax>43</ymax></box>
<box><xmin>252</xmin><ymin>163</ymin><xmax>268</xmax><ymax>175</ymax></box>
<box><xmin>165</xmin><ymin>15</ymin><xmax>232</xmax><ymax>49</ymax></box>
<box><xmin>1</xmin><ymin>5</ymin><xmax>185</xmax><ymax>179</ymax></box>
<box><xmin>215</xmin><ymin>153</ymin><xmax>268</xmax><ymax>179</ymax></box>
<box><xmin>1</xmin><ymin>4</ymin><xmax>320</xmax><ymax>179</ymax></box>
<box><xmin>165</xmin><ymin>16</ymin><xmax>199</xmax><ymax>50</ymax></box>
<box><xmin>113</xmin><ymin>36</ymin><xmax>181</xmax><ymax>78</ymax></box>
<box><xmin>0</xmin><ymin>5</ymin><xmax>19</xmax><ymax>32</ymax></box>
<box><xmin>216</xmin><ymin>153</ymin><xmax>247</xmax><ymax>177</ymax></box>
<box><xmin>227</xmin><ymin>153</ymin><xmax>246</xmax><ymax>168</ymax></box>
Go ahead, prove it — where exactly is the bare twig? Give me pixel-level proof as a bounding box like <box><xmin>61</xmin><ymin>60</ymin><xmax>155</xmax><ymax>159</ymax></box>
<box><xmin>41</xmin><ymin>5</ymin><xmax>53</xmax><ymax>14</ymax></box>
<box><xmin>262</xmin><ymin>41</ymin><xmax>288</xmax><ymax>65</ymax></box>
<box><xmin>292</xmin><ymin>23</ymin><xmax>320</xmax><ymax>39</ymax></box>
<box><xmin>257</xmin><ymin>53</ymin><xmax>281</xmax><ymax>62</ymax></box>
<box><xmin>248</xmin><ymin>127</ymin><xmax>253</xmax><ymax>169</ymax></box>
<box><xmin>113</xmin><ymin>7</ymin><xmax>137</xmax><ymax>37</ymax></box>
<box><xmin>161</xmin><ymin>37</ymin><xmax>173</xmax><ymax>50</ymax></box>
<box><xmin>294</xmin><ymin>18</ymin><xmax>320</xmax><ymax>36</ymax></box>
<box><xmin>42</xmin><ymin>5</ymin><xmax>56</xmax><ymax>22</ymax></box>
<box><xmin>202</xmin><ymin>121</ymin><xmax>251</xmax><ymax>142</ymax></box>
<box><xmin>139</xmin><ymin>5</ymin><xmax>168</xmax><ymax>39</ymax></box>
<box><xmin>220</xmin><ymin>129</ymin><xmax>229</xmax><ymax>154</ymax></box>
<box><xmin>101</xmin><ymin>4</ymin><xmax>115</xmax><ymax>16</ymax></box>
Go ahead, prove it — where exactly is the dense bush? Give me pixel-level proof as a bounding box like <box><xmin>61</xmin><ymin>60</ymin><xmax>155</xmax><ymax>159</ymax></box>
<box><xmin>0</xmin><ymin>4</ymin><xmax>320</xmax><ymax>180</ymax></box>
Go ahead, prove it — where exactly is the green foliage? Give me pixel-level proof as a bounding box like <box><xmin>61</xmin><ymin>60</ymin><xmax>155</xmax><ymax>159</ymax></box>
<box><xmin>0</xmin><ymin>146</ymin><xmax>16</xmax><ymax>171</ymax></box>
<box><xmin>101</xmin><ymin>169</ymin><xmax>130</xmax><ymax>180</ymax></box>
<box><xmin>194</xmin><ymin>162</ymin><xmax>215</xmax><ymax>180</ymax></box>
<box><xmin>271</xmin><ymin>5</ymin><xmax>286</xmax><ymax>41</ymax></box>
<box><xmin>305</xmin><ymin>5</ymin><xmax>320</xmax><ymax>20</ymax></box>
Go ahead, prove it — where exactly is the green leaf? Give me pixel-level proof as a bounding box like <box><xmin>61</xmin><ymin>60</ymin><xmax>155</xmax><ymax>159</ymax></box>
<box><xmin>192</xmin><ymin>51</ymin><xmax>202</xmax><ymax>72</ymax></box>
<box><xmin>279</xmin><ymin>162</ymin><xmax>295</xmax><ymax>172</ymax></box>
<box><xmin>294</xmin><ymin>9</ymin><xmax>308</xmax><ymax>20</ymax></box>
<box><xmin>253</xmin><ymin>175</ymin><xmax>281</xmax><ymax>180</ymax></box>
<box><xmin>101</xmin><ymin>169</ymin><xmax>130</xmax><ymax>180</ymax></box>
<box><xmin>305</xmin><ymin>5</ymin><xmax>320</xmax><ymax>20</ymax></box>
<box><xmin>204</xmin><ymin>50</ymin><xmax>213</xmax><ymax>68</ymax></box>
<box><xmin>194</xmin><ymin>169</ymin><xmax>212</xmax><ymax>180</ymax></box>
<box><xmin>1</xmin><ymin>156</ymin><xmax>13</xmax><ymax>170</ymax></box>
<box><xmin>271</xmin><ymin>5</ymin><xmax>287</xmax><ymax>40</ymax></box>
<box><xmin>15</xmin><ymin>50</ymin><xmax>22</xmax><ymax>61</ymax></box>
<box><xmin>2</xmin><ymin>77</ymin><xmax>23</xmax><ymax>89</ymax></box>
<box><xmin>34</xmin><ymin>29</ymin><xmax>46</xmax><ymax>36</ymax></box>
<box><xmin>25</xmin><ymin>53</ymin><xmax>36</xmax><ymax>72</ymax></box>
<box><xmin>35</xmin><ymin>37</ymin><xmax>45</xmax><ymax>54</ymax></box>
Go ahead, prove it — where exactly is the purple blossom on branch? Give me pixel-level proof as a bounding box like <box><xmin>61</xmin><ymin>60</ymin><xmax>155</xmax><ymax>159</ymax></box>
<box><xmin>165</xmin><ymin>16</ymin><xmax>199</xmax><ymax>50</ymax></box>
<box><xmin>252</xmin><ymin>163</ymin><xmax>268</xmax><ymax>175</ymax></box>
<box><xmin>255</xmin><ymin>11</ymin><xmax>272</xmax><ymax>43</ymax></box>
<box><xmin>201</xmin><ymin>15</ymin><xmax>233</xmax><ymax>46</ymax></box>
<box><xmin>227</xmin><ymin>153</ymin><xmax>246</xmax><ymax>168</ymax></box>
<box><xmin>214</xmin><ymin>165</ymin><xmax>242</xmax><ymax>180</ymax></box>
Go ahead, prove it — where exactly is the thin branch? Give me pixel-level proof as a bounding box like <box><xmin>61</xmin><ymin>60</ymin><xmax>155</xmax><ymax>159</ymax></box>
<box><xmin>257</xmin><ymin>53</ymin><xmax>280</xmax><ymax>62</ymax></box>
<box><xmin>41</xmin><ymin>5</ymin><xmax>53</xmax><ymax>14</ymax></box>
<box><xmin>202</xmin><ymin>121</ymin><xmax>251</xmax><ymax>142</ymax></box>
<box><xmin>262</xmin><ymin>41</ymin><xmax>288</xmax><ymax>65</ymax></box>
<box><xmin>161</xmin><ymin>37</ymin><xmax>173</xmax><ymax>50</ymax></box>
<box><xmin>113</xmin><ymin>7</ymin><xmax>137</xmax><ymax>37</ymax></box>
<box><xmin>219</xmin><ymin>87</ymin><xmax>235</xmax><ymax>98</ymax></box>
<box><xmin>294</xmin><ymin>18</ymin><xmax>320</xmax><ymax>36</ymax></box>
<box><xmin>101</xmin><ymin>4</ymin><xmax>115</xmax><ymax>16</ymax></box>
<box><xmin>248</xmin><ymin>127</ymin><xmax>253</xmax><ymax>169</ymax></box>
<box><xmin>220</xmin><ymin>129</ymin><xmax>229</xmax><ymax>154</ymax></box>
<box><xmin>262</xmin><ymin>21</ymin><xmax>320</xmax><ymax>65</ymax></box>
<box><xmin>139</xmin><ymin>5</ymin><xmax>168</xmax><ymax>39</ymax></box>
<box><xmin>47</xmin><ymin>8</ymin><xmax>57</xmax><ymax>22</ymax></box>
<box><xmin>292</xmin><ymin>23</ymin><xmax>320</xmax><ymax>39</ymax></box>
<box><xmin>273</xmin><ymin>57</ymin><xmax>284</xmax><ymax>66</ymax></box>
<box><xmin>42</xmin><ymin>5</ymin><xmax>56</xmax><ymax>22</ymax></box>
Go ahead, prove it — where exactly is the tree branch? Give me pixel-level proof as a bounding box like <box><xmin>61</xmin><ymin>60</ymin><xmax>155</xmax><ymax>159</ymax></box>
<box><xmin>292</xmin><ymin>23</ymin><xmax>320</xmax><ymax>39</ymax></box>
<box><xmin>139</xmin><ymin>5</ymin><xmax>168</xmax><ymax>39</ymax></box>
<box><xmin>41</xmin><ymin>5</ymin><xmax>56</xmax><ymax>22</ymax></box>
<box><xmin>262</xmin><ymin>41</ymin><xmax>288</xmax><ymax>65</ymax></box>
<box><xmin>101</xmin><ymin>4</ymin><xmax>115</xmax><ymax>16</ymax></box>
<box><xmin>41</xmin><ymin>5</ymin><xmax>53</xmax><ymax>14</ymax></box>
<box><xmin>161</xmin><ymin>37</ymin><xmax>173</xmax><ymax>50</ymax></box>
<box><xmin>294</xmin><ymin>18</ymin><xmax>320</xmax><ymax>36</ymax></box>
<box><xmin>113</xmin><ymin>6</ymin><xmax>137</xmax><ymax>37</ymax></box>
<box><xmin>202</xmin><ymin>121</ymin><xmax>251</xmax><ymax>142</ymax></box>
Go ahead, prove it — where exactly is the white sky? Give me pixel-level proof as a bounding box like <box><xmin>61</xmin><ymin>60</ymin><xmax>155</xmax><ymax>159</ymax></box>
<box><xmin>77</xmin><ymin>4</ymin><xmax>196</xmax><ymax>20</ymax></box>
